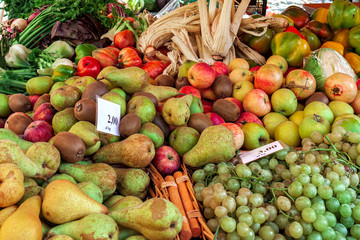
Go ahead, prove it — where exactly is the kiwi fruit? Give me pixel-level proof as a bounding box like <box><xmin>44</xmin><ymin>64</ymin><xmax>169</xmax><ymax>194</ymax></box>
<box><xmin>33</xmin><ymin>94</ymin><xmax>50</xmax><ymax>111</ymax></box>
<box><xmin>175</xmin><ymin>77</ymin><xmax>190</xmax><ymax>90</ymax></box>
<box><xmin>212</xmin><ymin>75</ymin><xmax>232</xmax><ymax>99</ymax></box>
<box><xmin>153</xmin><ymin>113</ymin><xmax>170</xmax><ymax>137</ymax></box>
<box><xmin>305</xmin><ymin>92</ymin><xmax>329</xmax><ymax>106</ymax></box>
<box><xmin>0</xmin><ymin>119</ymin><xmax>4</xmax><ymax>128</ymax></box>
<box><xmin>8</xmin><ymin>94</ymin><xmax>32</xmax><ymax>112</ymax></box>
<box><xmin>52</xmin><ymin>132</ymin><xmax>86</xmax><ymax>163</ymax></box>
<box><xmin>212</xmin><ymin>99</ymin><xmax>240</xmax><ymax>122</ymax></box>
<box><xmin>5</xmin><ymin>112</ymin><xmax>33</xmax><ymax>135</ymax></box>
<box><xmin>74</xmin><ymin>98</ymin><xmax>96</xmax><ymax>124</ymax></box>
<box><xmin>82</xmin><ymin>81</ymin><xmax>109</xmax><ymax>101</ymax></box>
<box><xmin>154</xmin><ymin>74</ymin><xmax>175</xmax><ymax>87</ymax></box>
<box><xmin>119</xmin><ymin>113</ymin><xmax>142</xmax><ymax>138</ymax></box>
<box><xmin>132</xmin><ymin>92</ymin><xmax>159</xmax><ymax>108</ymax></box>
<box><xmin>188</xmin><ymin>113</ymin><xmax>214</xmax><ymax>133</ymax></box>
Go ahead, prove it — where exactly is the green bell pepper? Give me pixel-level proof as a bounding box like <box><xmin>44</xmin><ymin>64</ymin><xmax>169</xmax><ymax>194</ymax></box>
<box><xmin>52</xmin><ymin>65</ymin><xmax>75</xmax><ymax>83</ymax></box>
<box><xmin>349</xmin><ymin>25</ymin><xmax>360</xmax><ymax>55</ymax></box>
<box><xmin>327</xmin><ymin>0</ymin><xmax>360</xmax><ymax>30</ymax></box>
<box><xmin>299</xmin><ymin>28</ymin><xmax>321</xmax><ymax>51</ymax></box>
<box><xmin>242</xmin><ymin>28</ymin><xmax>274</xmax><ymax>55</ymax></box>
<box><xmin>271</xmin><ymin>32</ymin><xmax>311</xmax><ymax>67</ymax></box>
<box><xmin>75</xmin><ymin>44</ymin><xmax>97</xmax><ymax>64</ymax></box>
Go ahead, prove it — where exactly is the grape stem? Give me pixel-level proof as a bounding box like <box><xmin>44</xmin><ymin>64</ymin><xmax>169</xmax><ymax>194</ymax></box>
<box><xmin>269</xmin><ymin>188</ymin><xmax>294</xmax><ymax>219</ymax></box>
<box><xmin>213</xmin><ymin>225</ymin><xmax>220</xmax><ymax>240</ymax></box>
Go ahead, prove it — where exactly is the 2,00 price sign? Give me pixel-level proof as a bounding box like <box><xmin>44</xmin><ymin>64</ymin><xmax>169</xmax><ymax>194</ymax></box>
<box><xmin>96</xmin><ymin>97</ymin><xmax>121</xmax><ymax>136</ymax></box>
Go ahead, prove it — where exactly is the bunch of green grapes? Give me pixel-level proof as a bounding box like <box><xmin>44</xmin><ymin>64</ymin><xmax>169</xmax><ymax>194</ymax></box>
<box><xmin>191</xmin><ymin>126</ymin><xmax>360</xmax><ymax>240</ymax></box>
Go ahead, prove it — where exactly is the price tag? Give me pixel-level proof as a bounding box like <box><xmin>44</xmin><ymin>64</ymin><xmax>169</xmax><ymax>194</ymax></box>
<box><xmin>239</xmin><ymin>141</ymin><xmax>284</xmax><ymax>164</ymax></box>
<box><xmin>96</xmin><ymin>97</ymin><xmax>121</xmax><ymax>136</ymax></box>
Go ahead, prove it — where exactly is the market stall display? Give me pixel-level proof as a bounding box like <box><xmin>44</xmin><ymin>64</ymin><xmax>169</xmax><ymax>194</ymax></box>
<box><xmin>1</xmin><ymin>0</ymin><xmax>360</xmax><ymax>239</ymax></box>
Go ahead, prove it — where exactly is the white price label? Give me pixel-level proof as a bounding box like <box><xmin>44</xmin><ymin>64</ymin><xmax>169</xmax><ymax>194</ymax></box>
<box><xmin>239</xmin><ymin>141</ymin><xmax>284</xmax><ymax>164</ymax></box>
<box><xmin>96</xmin><ymin>97</ymin><xmax>121</xmax><ymax>136</ymax></box>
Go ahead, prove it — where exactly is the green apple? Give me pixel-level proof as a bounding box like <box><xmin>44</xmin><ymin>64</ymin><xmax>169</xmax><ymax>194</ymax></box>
<box><xmin>139</xmin><ymin>123</ymin><xmax>165</xmax><ymax>148</ymax></box>
<box><xmin>110</xmin><ymin>88</ymin><xmax>127</xmax><ymax>101</ymax></box>
<box><xmin>328</xmin><ymin>101</ymin><xmax>354</xmax><ymax>118</ymax></box>
<box><xmin>303</xmin><ymin>101</ymin><xmax>334</xmax><ymax>124</ymax></box>
<box><xmin>299</xmin><ymin>114</ymin><xmax>330</xmax><ymax>139</ymax></box>
<box><xmin>0</xmin><ymin>94</ymin><xmax>12</xmax><ymax>118</ymax></box>
<box><xmin>178</xmin><ymin>60</ymin><xmax>197</xmax><ymax>78</ymax></box>
<box><xmin>190</xmin><ymin>96</ymin><xmax>204</xmax><ymax>115</ymax></box>
<box><xmin>102</xmin><ymin>91</ymin><xmax>126</xmax><ymax>117</ymax></box>
<box><xmin>241</xmin><ymin>122</ymin><xmax>270</xmax><ymax>150</ymax></box>
<box><xmin>232</xmin><ymin>80</ymin><xmax>254</xmax><ymax>103</ymax></box>
<box><xmin>332</xmin><ymin>113</ymin><xmax>360</xmax><ymax>133</ymax></box>
<box><xmin>127</xmin><ymin>96</ymin><xmax>156</xmax><ymax>124</ymax></box>
<box><xmin>169</xmin><ymin>127</ymin><xmax>200</xmax><ymax>155</ymax></box>
<box><xmin>275</xmin><ymin>121</ymin><xmax>300</xmax><ymax>147</ymax></box>
<box><xmin>262</xmin><ymin>112</ymin><xmax>288</xmax><ymax>139</ymax></box>
<box><xmin>271</xmin><ymin>88</ymin><xmax>297</xmax><ymax>116</ymax></box>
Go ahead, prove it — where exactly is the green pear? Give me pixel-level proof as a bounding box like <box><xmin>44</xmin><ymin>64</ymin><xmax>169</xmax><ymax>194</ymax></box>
<box><xmin>71</xmin><ymin>76</ymin><xmax>96</xmax><ymax>93</ymax></box>
<box><xmin>24</xmin><ymin>177</ymin><xmax>38</xmax><ymax>187</ymax></box>
<box><xmin>18</xmin><ymin>186</ymin><xmax>44</xmax><ymax>205</ymax></box>
<box><xmin>84</xmin><ymin>141</ymin><xmax>101</xmax><ymax>156</ymax></box>
<box><xmin>113</xmin><ymin>168</ymin><xmax>150</xmax><ymax>199</ymax></box>
<box><xmin>108</xmin><ymin>198</ymin><xmax>182</xmax><ymax>240</ymax></box>
<box><xmin>59</xmin><ymin>162</ymin><xmax>117</xmax><ymax>199</ymax></box>
<box><xmin>50</xmin><ymin>85</ymin><xmax>81</xmax><ymax>111</ymax></box>
<box><xmin>303</xmin><ymin>101</ymin><xmax>334</xmax><ymax>124</ymax></box>
<box><xmin>43</xmin><ymin>174</ymin><xmax>77</xmax><ymax>188</ymax></box>
<box><xmin>127</xmin><ymin>96</ymin><xmax>156</xmax><ymax>124</ymax></box>
<box><xmin>0</xmin><ymin>93</ymin><xmax>12</xmax><ymax>118</ymax></box>
<box><xmin>329</xmin><ymin>101</ymin><xmax>354</xmax><ymax>118</ymax></box>
<box><xmin>118</xmin><ymin>227</ymin><xmax>140</xmax><ymax>240</ymax></box>
<box><xmin>183</xmin><ymin>125</ymin><xmax>236</xmax><ymax>167</ymax></box>
<box><xmin>0</xmin><ymin>139</ymin><xmax>42</xmax><ymax>178</ymax></box>
<box><xmin>52</xmin><ymin>108</ymin><xmax>78</xmax><ymax>134</ymax></box>
<box><xmin>331</xmin><ymin>113</ymin><xmax>360</xmax><ymax>133</ymax></box>
<box><xmin>139</xmin><ymin>123</ymin><xmax>164</xmax><ymax>148</ymax></box>
<box><xmin>169</xmin><ymin>127</ymin><xmax>200</xmax><ymax>155</ymax></box>
<box><xmin>0</xmin><ymin>129</ymin><xmax>32</xmax><ymax>151</ymax></box>
<box><xmin>162</xmin><ymin>94</ymin><xmax>193</xmax><ymax>126</ymax></box>
<box><xmin>126</xmin><ymin>235</ymin><xmax>147</xmax><ymax>240</ymax></box>
<box><xmin>65</xmin><ymin>76</ymin><xmax>81</xmax><ymax>86</ymax></box>
<box><xmin>99</xmin><ymin>132</ymin><xmax>120</xmax><ymax>146</ymax></box>
<box><xmin>46</xmin><ymin>214</ymin><xmax>119</xmax><ymax>240</ymax></box>
<box><xmin>104</xmin><ymin>195</ymin><xmax>124</xmax><ymax>208</ymax></box>
<box><xmin>77</xmin><ymin>181</ymin><xmax>103</xmax><ymax>203</ymax></box>
<box><xmin>178</xmin><ymin>60</ymin><xmax>196</xmax><ymax>78</ymax></box>
<box><xmin>97</xmin><ymin>66</ymin><xmax>119</xmax><ymax>80</ymax></box>
<box><xmin>110</xmin><ymin>88</ymin><xmax>127</xmax><ymax>101</ymax></box>
<box><xmin>241</xmin><ymin>122</ymin><xmax>270</xmax><ymax>150</ymax></box>
<box><xmin>26</xmin><ymin>76</ymin><xmax>53</xmax><ymax>95</ymax></box>
<box><xmin>109</xmin><ymin>196</ymin><xmax>143</xmax><ymax>212</ymax></box>
<box><xmin>69</xmin><ymin>121</ymin><xmax>100</xmax><ymax>148</ymax></box>
<box><xmin>103</xmin><ymin>67</ymin><xmax>150</xmax><ymax>94</ymax></box>
<box><xmin>49</xmin><ymin>82</ymin><xmax>66</xmax><ymax>95</ymax></box>
<box><xmin>140</xmin><ymin>85</ymin><xmax>179</xmax><ymax>102</ymax></box>
<box><xmin>190</xmin><ymin>96</ymin><xmax>204</xmax><ymax>115</ymax></box>
<box><xmin>102</xmin><ymin>91</ymin><xmax>127</xmax><ymax>117</ymax></box>
<box><xmin>48</xmin><ymin>235</ymin><xmax>73</xmax><ymax>240</ymax></box>
<box><xmin>262</xmin><ymin>112</ymin><xmax>288</xmax><ymax>139</ymax></box>
<box><xmin>93</xmin><ymin>134</ymin><xmax>155</xmax><ymax>168</ymax></box>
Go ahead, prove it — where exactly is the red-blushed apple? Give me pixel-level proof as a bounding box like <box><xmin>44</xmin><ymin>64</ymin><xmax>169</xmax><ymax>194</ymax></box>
<box><xmin>351</xmin><ymin>91</ymin><xmax>360</xmax><ymax>114</ymax></box>
<box><xmin>284</xmin><ymin>67</ymin><xmax>297</xmax><ymax>78</ymax></box>
<box><xmin>202</xmin><ymin>99</ymin><xmax>213</xmax><ymax>113</ymax></box>
<box><xmin>220</xmin><ymin>123</ymin><xmax>244</xmax><ymax>150</ymax></box>
<box><xmin>178</xmin><ymin>86</ymin><xmax>201</xmax><ymax>99</ymax></box>
<box><xmin>235</xmin><ymin>112</ymin><xmax>263</xmax><ymax>127</ymax></box>
<box><xmin>29</xmin><ymin>95</ymin><xmax>40</xmax><ymax>108</ymax></box>
<box><xmin>212</xmin><ymin>61</ymin><xmax>229</xmax><ymax>76</ymax></box>
<box><xmin>205</xmin><ymin>112</ymin><xmax>225</xmax><ymax>125</ymax></box>
<box><xmin>200</xmin><ymin>87</ymin><xmax>217</xmax><ymax>101</ymax></box>
<box><xmin>24</xmin><ymin>120</ymin><xmax>54</xmax><ymax>143</ymax></box>
<box><xmin>156</xmin><ymin>100</ymin><xmax>167</xmax><ymax>113</ymax></box>
<box><xmin>254</xmin><ymin>64</ymin><xmax>283</xmax><ymax>95</ymax></box>
<box><xmin>243</xmin><ymin>89</ymin><xmax>271</xmax><ymax>117</ymax></box>
<box><xmin>356</xmin><ymin>79</ymin><xmax>360</xmax><ymax>90</ymax></box>
<box><xmin>0</xmin><ymin>119</ymin><xmax>5</xmax><ymax>128</ymax></box>
<box><xmin>33</xmin><ymin>102</ymin><xmax>56</xmax><ymax>124</ymax></box>
<box><xmin>225</xmin><ymin>97</ymin><xmax>243</xmax><ymax>113</ymax></box>
<box><xmin>188</xmin><ymin>62</ymin><xmax>216</xmax><ymax>89</ymax></box>
<box><xmin>250</xmin><ymin>66</ymin><xmax>261</xmax><ymax>74</ymax></box>
<box><xmin>152</xmin><ymin>146</ymin><xmax>181</xmax><ymax>176</ymax></box>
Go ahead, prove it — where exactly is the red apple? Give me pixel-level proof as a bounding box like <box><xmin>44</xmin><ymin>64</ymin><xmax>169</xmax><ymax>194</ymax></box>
<box><xmin>152</xmin><ymin>146</ymin><xmax>181</xmax><ymax>176</ymax></box>
<box><xmin>200</xmin><ymin>87</ymin><xmax>217</xmax><ymax>101</ymax></box>
<box><xmin>243</xmin><ymin>89</ymin><xmax>271</xmax><ymax>117</ymax></box>
<box><xmin>188</xmin><ymin>62</ymin><xmax>216</xmax><ymax>89</ymax></box>
<box><xmin>205</xmin><ymin>112</ymin><xmax>225</xmax><ymax>125</ymax></box>
<box><xmin>250</xmin><ymin>66</ymin><xmax>261</xmax><ymax>74</ymax></box>
<box><xmin>0</xmin><ymin>119</ymin><xmax>4</xmax><ymax>128</ymax></box>
<box><xmin>156</xmin><ymin>100</ymin><xmax>166</xmax><ymax>113</ymax></box>
<box><xmin>202</xmin><ymin>99</ymin><xmax>213</xmax><ymax>113</ymax></box>
<box><xmin>29</xmin><ymin>95</ymin><xmax>40</xmax><ymax>108</ymax></box>
<box><xmin>220</xmin><ymin>123</ymin><xmax>244</xmax><ymax>150</ymax></box>
<box><xmin>225</xmin><ymin>97</ymin><xmax>243</xmax><ymax>113</ymax></box>
<box><xmin>212</xmin><ymin>61</ymin><xmax>229</xmax><ymax>76</ymax></box>
<box><xmin>24</xmin><ymin>120</ymin><xmax>54</xmax><ymax>143</ymax></box>
<box><xmin>284</xmin><ymin>67</ymin><xmax>297</xmax><ymax>78</ymax></box>
<box><xmin>33</xmin><ymin>102</ymin><xmax>56</xmax><ymax>124</ymax></box>
<box><xmin>235</xmin><ymin>112</ymin><xmax>263</xmax><ymax>127</ymax></box>
<box><xmin>178</xmin><ymin>86</ymin><xmax>201</xmax><ymax>99</ymax></box>
<box><xmin>254</xmin><ymin>64</ymin><xmax>283</xmax><ymax>95</ymax></box>
<box><xmin>356</xmin><ymin>79</ymin><xmax>360</xmax><ymax>90</ymax></box>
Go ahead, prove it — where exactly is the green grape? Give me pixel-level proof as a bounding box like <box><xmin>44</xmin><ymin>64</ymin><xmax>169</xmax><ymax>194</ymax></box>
<box><xmin>334</xmin><ymin>142</ymin><xmax>343</xmax><ymax>151</ymax></box>
<box><xmin>258</xmin><ymin>158</ymin><xmax>270</xmax><ymax>169</ymax></box>
<box><xmin>210</xmin><ymin>198</ymin><xmax>221</xmax><ymax>209</ymax></box>
<box><xmin>324</xmin><ymin>178</ymin><xmax>331</xmax><ymax>186</ymax></box>
<box><xmin>311</xmin><ymin>196</ymin><xmax>325</xmax><ymax>205</ymax></box>
<box><xmin>311</xmin><ymin>131</ymin><xmax>324</xmax><ymax>144</ymax></box>
<box><xmin>305</xmin><ymin>153</ymin><xmax>316</xmax><ymax>165</ymax></box>
<box><xmin>236</xmin><ymin>206</ymin><xmax>250</xmax><ymax>217</ymax></box>
<box><xmin>337</xmin><ymin>190</ymin><xmax>352</xmax><ymax>204</ymax></box>
<box><xmin>340</xmin><ymin>216</ymin><xmax>354</xmax><ymax>228</ymax></box>
<box><xmin>212</xmin><ymin>176</ymin><xmax>220</xmax><ymax>184</ymax></box>
<box><xmin>226</xmin><ymin>231</ymin><xmax>241</xmax><ymax>240</ymax></box>
<box><xmin>251</xmin><ymin>208</ymin><xmax>266</xmax><ymax>224</ymax></box>
<box><xmin>207</xmin><ymin>218</ymin><xmax>219</xmax><ymax>232</ymax></box>
<box><xmin>317</xmin><ymin>154</ymin><xmax>329</xmax><ymax>164</ymax></box>
<box><xmin>203</xmin><ymin>195</ymin><xmax>212</xmax><ymax>208</ymax></box>
<box><xmin>236</xmin><ymin>222</ymin><xmax>250</xmax><ymax>238</ymax></box>
<box><xmin>310</xmin><ymin>164</ymin><xmax>321</xmax><ymax>174</ymax></box>
<box><xmin>219</xmin><ymin>173</ymin><xmax>232</xmax><ymax>183</ymax></box>
<box><xmin>196</xmin><ymin>191</ymin><xmax>204</xmax><ymax>202</ymax></box>
<box><xmin>340</xmin><ymin>176</ymin><xmax>350</xmax><ymax>188</ymax></box>
<box><xmin>302</xmin><ymin>207</ymin><xmax>316</xmax><ymax>223</ymax></box>
<box><xmin>295</xmin><ymin>196</ymin><xmax>311</xmax><ymax>211</ymax></box>
<box><xmin>301</xmin><ymin>164</ymin><xmax>312</xmax><ymax>175</ymax></box>
<box><xmin>350</xmin><ymin>173</ymin><xmax>359</xmax><ymax>187</ymax></box>
<box><xmin>290</xmin><ymin>164</ymin><xmax>302</xmax><ymax>177</ymax></box>
<box><xmin>248</xmin><ymin>162</ymin><xmax>262</xmax><ymax>172</ymax></box>
<box><xmin>321</xmin><ymin>226</ymin><xmax>336</xmax><ymax>240</ymax></box>
<box><xmin>339</xmin><ymin>204</ymin><xmax>352</xmax><ymax>218</ymax></box>
<box><xmin>264</xmin><ymin>221</ymin><xmax>279</xmax><ymax>234</ymax></box>
<box><xmin>352</xmin><ymin>205</ymin><xmax>360</xmax><ymax>221</ymax></box>
<box><xmin>238</xmin><ymin>213</ymin><xmax>253</xmax><ymax>226</ymax></box>
<box><xmin>218</xmin><ymin>165</ymin><xmax>231</xmax><ymax>175</ymax></box>
<box><xmin>226</xmin><ymin>162</ymin><xmax>235</xmax><ymax>170</ymax></box>
<box><xmin>226</xmin><ymin>179</ymin><xmax>240</xmax><ymax>193</ymax></box>
<box><xmin>333</xmin><ymin>164</ymin><xmax>346</xmax><ymax>176</ymax></box>
<box><xmin>275</xmin><ymin>164</ymin><xmax>286</xmax><ymax>175</ymax></box>
<box><xmin>326</xmin><ymin>197</ymin><xmax>341</xmax><ymax>213</ymax></box>
<box><xmin>273</xmin><ymin>234</ymin><xmax>286</xmax><ymax>240</ymax></box>
<box><xmin>276</xmin><ymin>149</ymin><xmax>289</xmax><ymax>160</ymax></box>
<box><xmin>299</xmin><ymin>219</ymin><xmax>313</xmax><ymax>235</ymax></box>
<box><xmin>285</xmin><ymin>151</ymin><xmax>298</xmax><ymax>164</ymax></box>
<box><xmin>235</xmin><ymin>164</ymin><xmax>252</xmax><ymax>178</ymax></box>
<box><xmin>238</xmin><ymin>188</ymin><xmax>252</xmax><ymax>199</ymax></box>
<box><xmin>213</xmin><ymin>190</ymin><xmax>227</xmax><ymax>203</ymax></box>
<box><xmin>220</xmin><ymin>216</ymin><xmax>237</xmax><ymax>233</ymax></box>
<box><xmin>342</xmin><ymin>142</ymin><xmax>351</xmax><ymax>153</ymax></box>
<box><xmin>335</xmin><ymin>232</ymin><xmax>346</xmax><ymax>240</ymax></box>
<box><xmin>331</xmin><ymin>180</ymin><xmax>346</xmax><ymax>193</ymax></box>
<box><xmin>251</xmin><ymin>222</ymin><xmax>261</xmax><ymax>233</ymax></box>
<box><xmin>213</xmin><ymin>183</ymin><xmax>225</xmax><ymax>192</ymax></box>
<box><xmin>253</xmin><ymin>183</ymin><xmax>267</xmax><ymax>195</ymax></box>
<box><xmin>222</xmin><ymin>196</ymin><xmax>236</xmax><ymax>213</ymax></box>
<box><xmin>241</xmin><ymin>181</ymin><xmax>252</xmax><ymax>189</ymax></box>
<box><xmin>288</xmin><ymin>181</ymin><xmax>303</xmax><ymax>198</ymax></box>
<box><xmin>318</xmin><ymin>185</ymin><xmax>334</xmax><ymax>200</ymax></box>
<box><xmin>204</xmin><ymin>207</ymin><xmax>215</xmax><ymax>219</ymax></box>
<box><xmin>235</xmin><ymin>195</ymin><xmax>247</xmax><ymax>206</ymax></box>
<box><xmin>274</xmin><ymin>214</ymin><xmax>289</xmax><ymax>229</ymax></box>
<box><xmin>269</xmin><ymin>158</ymin><xmax>278</xmax><ymax>170</ymax></box>
<box><xmin>192</xmin><ymin>169</ymin><xmax>206</xmax><ymax>182</ymax></box>
<box><xmin>346</xmin><ymin>237</ymin><xmax>357</xmax><ymax>240</ymax></box>
<box><xmin>313</xmin><ymin>215</ymin><xmax>329</xmax><ymax>232</ymax></box>
<box><xmin>202</xmin><ymin>187</ymin><xmax>213</xmax><ymax>198</ymax></box>
<box><xmin>330</xmin><ymin>131</ymin><xmax>343</xmax><ymax>143</ymax></box>
<box><xmin>298</xmin><ymin>174</ymin><xmax>311</xmax><ymax>185</ymax></box>
<box><xmin>217</xmin><ymin>231</ymin><xmax>227</xmax><ymax>240</ymax></box>
<box><xmin>347</xmin><ymin>188</ymin><xmax>357</xmax><ymax>202</ymax></box>
<box><xmin>193</xmin><ymin>182</ymin><xmax>206</xmax><ymax>193</ymax></box>
<box><xmin>242</xmin><ymin>229</ymin><xmax>255</xmax><ymax>240</ymax></box>
<box><xmin>276</xmin><ymin>196</ymin><xmax>291</xmax><ymax>211</ymax></box>
<box><xmin>303</xmin><ymin>183</ymin><xmax>318</xmax><ymax>198</ymax></box>
<box><xmin>307</xmin><ymin>231</ymin><xmax>322</xmax><ymax>240</ymax></box>
<box><xmin>311</xmin><ymin>202</ymin><xmax>326</xmax><ymax>215</ymax></box>
<box><xmin>249</xmin><ymin>193</ymin><xmax>263</xmax><ymax>207</ymax></box>
<box><xmin>259</xmin><ymin>169</ymin><xmax>272</xmax><ymax>183</ymax></box>
<box><xmin>289</xmin><ymin>221</ymin><xmax>303</xmax><ymax>239</ymax></box>
<box><xmin>350</xmin><ymin>224</ymin><xmax>360</xmax><ymax>239</ymax></box>
<box><xmin>215</xmin><ymin>206</ymin><xmax>229</xmax><ymax>218</ymax></box>
<box><xmin>332</xmin><ymin>126</ymin><xmax>346</xmax><ymax>135</ymax></box>
<box><xmin>259</xmin><ymin>226</ymin><xmax>275</xmax><ymax>240</ymax></box>
<box><xmin>280</xmin><ymin>169</ymin><xmax>292</xmax><ymax>180</ymax></box>
<box><xmin>324</xmin><ymin>211</ymin><xmax>337</xmax><ymax>227</ymax></box>
<box><xmin>204</xmin><ymin>163</ymin><xmax>216</xmax><ymax>174</ymax></box>
<box><xmin>266</xmin><ymin>205</ymin><xmax>278</xmax><ymax>222</ymax></box>
<box><xmin>334</xmin><ymin>223</ymin><xmax>348</xmax><ymax>237</ymax></box>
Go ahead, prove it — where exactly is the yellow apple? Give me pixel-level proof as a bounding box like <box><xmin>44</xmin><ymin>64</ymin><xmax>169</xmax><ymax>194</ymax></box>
<box><xmin>266</xmin><ymin>55</ymin><xmax>288</xmax><ymax>74</ymax></box>
<box><xmin>328</xmin><ymin>101</ymin><xmax>354</xmax><ymax>118</ymax></box>
<box><xmin>228</xmin><ymin>58</ymin><xmax>250</xmax><ymax>73</ymax></box>
<box><xmin>275</xmin><ymin>121</ymin><xmax>301</xmax><ymax>147</ymax></box>
<box><xmin>289</xmin><ymin>111</ymin><xmax>304</xmax><ymax>126</ymax></box>
<box><xmin>263</xmin><ymin>112</ymin><xmax>288</xmax><ymax>139</ymax></box>
<box><xmin>232</xmin><ymin>80</ymin><xmax>254</xmax><ymax>103</ymax></box>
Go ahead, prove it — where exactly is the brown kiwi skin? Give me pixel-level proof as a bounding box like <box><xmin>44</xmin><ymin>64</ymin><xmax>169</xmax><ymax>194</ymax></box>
<box><xmin>33</xmin><ymin>94</ymin><xmax>50</xmax><ymax>111</ymax></box>
<box><xmin>305</xmin><ymin>92</ymin><xmax>329</xmax><ymax>106</ymax></box>
<box><xmin>154</xmin><ymin>74</ymin><xmax>175</xmax><ymax>87</ymax></box>
<box><xmin>81</xmin><ymin>81</ymin><xmax>109</xmax><ymax>102</ymax></box>
<box><xmin>8</xmin><ymin>94</ymin><xmax>32</xmax><ymax>112</ymax></box>
<box><xmin>153</xmin><ymin>113</ymin><xmax>170</xmax><ymax>137</ymax></box>
<box><xmin>188</xmin><ymin>113</ymin><xmax>214</xmax><ymax>133</ymax></box>
<box><xmin>52</xmin><ymin>132</ymin><xmax>86</xmax><ymax>163</ymax></box>
<box><xmin>212</xmin><ymin>75</ymin><xmax>233</xmax><ymax>99</ymax></box>
<box><xmin>175</xmin><ymin>77</ymin><xmax>190</xmax><ymax>90</ymax></box>
<box><xmin>212</xmin><ymin>99</ymin><xmax>240</xmax><ymax>122</ymax></box>
<box><xmin>74</xmin><ymin>98</ymin><xmax>97</xmax><ymax>124</ymax></box>
<box><xmin>132</xmin><ymin>92</ymin><xmax>159</xmax><ymax>108</ymax></box>
<box><xmin>119</xmin><ymin>113</ymin><xmax>142</xmax><ymax>138</ymax></box>
<box><xmin>5</xmin><ymin>113</ymin><xmax>33</xmax><ymax>135</ymax></box>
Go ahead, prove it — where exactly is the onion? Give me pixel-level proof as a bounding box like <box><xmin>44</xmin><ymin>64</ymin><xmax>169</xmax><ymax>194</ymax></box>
<box><xmin>11</xmin><ymin>19</ymin><xmax>27</xmax><ymax>32</ymax></box>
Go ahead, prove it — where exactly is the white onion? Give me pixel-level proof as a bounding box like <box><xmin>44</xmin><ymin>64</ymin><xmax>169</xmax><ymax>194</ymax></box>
<box><xmin>11</xmin><ymin>18</ymin><xmax>27</xmax><ymax>32</ymax></box>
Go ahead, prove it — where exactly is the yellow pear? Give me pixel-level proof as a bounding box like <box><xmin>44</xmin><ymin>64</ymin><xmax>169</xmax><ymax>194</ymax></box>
<box><xmin>42</xmin><ymin>180</ymin><xmax>107</xmax><ymax>224</ymax></box>
<box><xmin>0</xmin><ymin>163</ymin><xmax>25</xmax><ymax>207</ymax></box>
<box><xmin>0</xmin><ymin>206</ymin><xmax>17</xmax><ymax>228</ymax></box>
<box><xmin>48</xmin><ymin>235</ymin><xmax>74</xmax><ymax>240</ymax></box>
<box><xmin>0</xmin><ymin>196</ymin><xmax>42</xmax><ymax>240</ymax></box>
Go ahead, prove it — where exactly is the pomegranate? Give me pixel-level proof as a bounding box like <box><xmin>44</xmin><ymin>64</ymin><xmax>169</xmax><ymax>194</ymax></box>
<box><xmin>254</xmin><ymin>64</ymin><xmax>283</xmax><ymax>95</ymax></box>
<box><xmin>324</xmin><ymin>73</ymin><xmax>357</xmax><ymax>103</ymax></box>
<box><xmin>285</xmin><ymin>69</ymin><xmax>316</xmax><ymax>100</ymax></box>
<box><xmin>351</xmin><ymin>91</ymin><xmax>360</xmax><ymax>114</ymax></box>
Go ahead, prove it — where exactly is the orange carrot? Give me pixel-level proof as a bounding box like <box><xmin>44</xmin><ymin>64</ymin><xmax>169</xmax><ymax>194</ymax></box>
<box><xmin>164</xmin><ymin>176</ymin><xmax>192</xmax><ymax>240</ymax></box>
<box><xmin>174</xmin><ymin>171</ymin><xmax>201</xmax><ymax>237</ymax></box>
